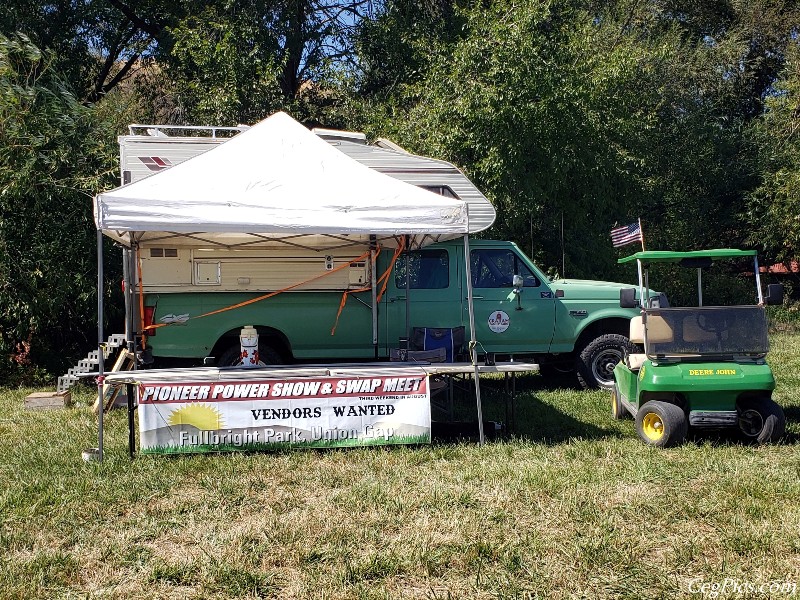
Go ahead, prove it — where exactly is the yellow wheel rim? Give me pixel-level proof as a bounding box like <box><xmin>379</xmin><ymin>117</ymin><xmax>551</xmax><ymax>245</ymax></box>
<box><xmin>641</xmin><ymin>412</ymin><xmax>664</xmax><ymax>441</ymax></box>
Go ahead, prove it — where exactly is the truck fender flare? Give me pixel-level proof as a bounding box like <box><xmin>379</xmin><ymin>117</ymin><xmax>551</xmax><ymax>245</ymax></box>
<box><xmin>572</xmin><ymin>316</ymin><xmax>633</xmax><ymax>353</ymax></box>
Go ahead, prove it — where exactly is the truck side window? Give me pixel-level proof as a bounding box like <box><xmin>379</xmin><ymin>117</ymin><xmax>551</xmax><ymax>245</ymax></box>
<box><xmin>470</xmin><ymin>249</ymin><xmax>540</xmax><ymax>288</ymax></box>
<box><xmin>395</xmin><ymin>249</ymin><xmax>449</xmax><ymax>289</ymax></box>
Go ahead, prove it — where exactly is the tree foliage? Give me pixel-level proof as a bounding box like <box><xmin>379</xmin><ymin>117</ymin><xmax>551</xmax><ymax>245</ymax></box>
<box><xmin>0</xmin><ymin>0</ymin><xmax>169</xmax><ymax>102</ymax></box>
<box><xmin>0</xmin><ymin>34</ymin><xmax>119</xmax><ymax>381</ymax></box>
<box><xmin>154</xmin><ymin>0</ymin><xmax>369</xmax><ymax>124</ymax></box>
<box><xmin>0</xmin><ymin>0</ymin><xmax>799</xmax><ymax>375</ymax></box>
<box><xmin>747</xmin><ymin>40</ymin><xmax>800</xmax><ymax>266</ymax></box>
<box><xmin>349</xmin><ymin>0</ymin><xmax>799</xmax><ymax>284</ymax></box>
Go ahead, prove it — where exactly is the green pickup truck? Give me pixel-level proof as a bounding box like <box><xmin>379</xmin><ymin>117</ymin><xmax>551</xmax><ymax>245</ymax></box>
<box><xmin>141</xmin><ymin>238</ymin><xmax>658</xmax><ymax>388</ymax></box>
<box><xmin>120</xmin><ymin>122</ymin><xmax>656</xmax><ymax>388</ymax></box>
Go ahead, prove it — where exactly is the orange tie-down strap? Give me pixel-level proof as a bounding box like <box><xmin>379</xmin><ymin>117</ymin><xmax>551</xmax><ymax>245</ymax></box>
<box><xmin>141</xmin><ymin>242</ymin><xmax>402</xmax><ymax>336</ymax></box>
<box><xmin>330</xmin><ymin>236</ymin><xmax>405</xmax><ymax>335</ymax></box>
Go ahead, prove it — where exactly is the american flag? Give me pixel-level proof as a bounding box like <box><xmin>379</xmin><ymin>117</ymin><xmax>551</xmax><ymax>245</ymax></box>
<box><xmin>611</xmin><ymin>222</ymin><xmax>642</xmax><ymax>248</ymax></box>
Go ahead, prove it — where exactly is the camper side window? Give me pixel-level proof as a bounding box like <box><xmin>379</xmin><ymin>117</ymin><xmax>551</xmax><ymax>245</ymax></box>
<box><xmin>470</xmin><ymin>249</ymin><xmax>540</xmax><ymax>288</ymax></box>
<box><xmin>420</xmin><ymin>185</ymin><xmax>459</xmax><ymax>199</ymax></box>
<box><xmin>395</xmin><ymin>249</ymin><xmax>449</xmax><ymax>289</ymax></box>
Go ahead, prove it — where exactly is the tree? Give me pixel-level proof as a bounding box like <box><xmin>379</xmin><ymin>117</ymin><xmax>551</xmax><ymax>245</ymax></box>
<box><xmin>157</xmin><ymin>0</ymin><xmax>376</xmax><ymax>124</ymax></box>
<box><xmin>746</xmin><ymin>40</ymin><xmax>800</xmax><ymax>267</ymax></box>
<box><xmin>0</xmin><ymin>34</ymin><xmax>120</xmax><ymax>381</ymax></box>
<box><xmin>348</xmin><ymin>0</ymin><xmax>797</xmax><ymax>284</ymax></box>
<box><xmin>0</xmin><ymin>0</ymin><xmax>169</xmax><ymax>102</ymax></box>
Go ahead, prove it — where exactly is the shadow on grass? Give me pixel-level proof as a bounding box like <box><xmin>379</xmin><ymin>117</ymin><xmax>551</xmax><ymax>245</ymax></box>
<box><xmin>683</xmin><ymin>427</ymin><xmax>799</xmax><ymax>447</ymax></box>
<box><xmin>510</xmin><ymin>395</ymin><xmax>617</xmax><ymax>444</ymax></box>
<box><xmin>430</xmin><ymin>372</ymin><xmax>620</xmax><ymax>445</ymax></box>
<box><xmin>780</xmin><ymin>405</ymin><xmax>800</xmax><ymax>444</ymax></box>
<box><xmin>433</xmin><ymin>372</ymin><xmax>800</xmax><ymax>447</ymax></box>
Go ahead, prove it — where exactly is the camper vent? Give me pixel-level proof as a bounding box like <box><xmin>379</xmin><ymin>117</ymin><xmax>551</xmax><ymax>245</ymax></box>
<box><xmin>349</xmin><ymin>261</ymin><xmax>367</xmax><ymax>286</ymax></box>
<box><xmin>150</xmin><ymin>248</ymin><xmax>178</xmax><ymax>258</ymax></box>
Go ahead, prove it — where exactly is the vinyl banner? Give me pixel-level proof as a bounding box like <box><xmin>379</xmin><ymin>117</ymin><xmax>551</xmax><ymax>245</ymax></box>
<box><xmin>138</xmin><ymin>374</ymin><xmax>431</xmax><ymax>454</ymax></box>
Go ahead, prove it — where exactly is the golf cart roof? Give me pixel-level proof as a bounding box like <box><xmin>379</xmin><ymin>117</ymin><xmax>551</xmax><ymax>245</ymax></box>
<box><xmin>618</xmin><ymin>249</ymin><xmax>757</xmax><ymax>265</ymax></box>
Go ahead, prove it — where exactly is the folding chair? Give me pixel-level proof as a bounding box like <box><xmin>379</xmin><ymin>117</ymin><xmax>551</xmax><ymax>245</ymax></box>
<box><xmin>410</xmin><ymin>326</ymin><xmax>466</xmax><ymax>362</ymax></box>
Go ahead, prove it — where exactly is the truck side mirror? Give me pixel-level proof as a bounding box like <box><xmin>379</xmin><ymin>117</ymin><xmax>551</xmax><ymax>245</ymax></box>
<box><xmin>512</xmin><ymin>274</ymin><xmax>524</xmax><ymax>289</ymax></box>
<box><xmin>620</xmin><ymin>288</ymin><xmax>638</xmax><ymax>309</ymax></box>
<box><xmin>765</xmin><ymin>283</ymin><xmax>784</xmax><ymax>306</ymax></box>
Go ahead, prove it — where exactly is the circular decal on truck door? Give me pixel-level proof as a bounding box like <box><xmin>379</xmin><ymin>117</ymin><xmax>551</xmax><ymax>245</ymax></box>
<box><xmin>488</xmin><ymin>310</ymin><xmax>510</xmax><ymax>333</ymax></box>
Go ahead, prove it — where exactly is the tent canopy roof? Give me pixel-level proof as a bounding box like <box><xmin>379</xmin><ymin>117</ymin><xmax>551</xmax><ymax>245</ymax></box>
<box><xmin>95</xmin><ymin>112</ymin><xmax>490</xmax><ymax>250</ymax></box>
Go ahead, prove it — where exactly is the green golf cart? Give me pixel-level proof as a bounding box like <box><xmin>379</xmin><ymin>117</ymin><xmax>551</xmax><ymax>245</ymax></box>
<box><xmin>611</xmin><ymin>249</ymin><xmax>786</xmax><ymax>447</ymax></box>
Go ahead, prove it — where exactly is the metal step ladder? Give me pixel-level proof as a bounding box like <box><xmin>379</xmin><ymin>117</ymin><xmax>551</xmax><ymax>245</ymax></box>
<box><xmin>57</xmin><ymin>334</ymin><xmax>128</xmax><ymax>393</ymax></box>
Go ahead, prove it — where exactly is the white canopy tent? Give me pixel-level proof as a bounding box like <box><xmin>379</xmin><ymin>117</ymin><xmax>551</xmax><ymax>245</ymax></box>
<box><xmin>95</xmin><ymin>111</ymin><xmax>481</xmax><ymax>250</ymax></box>
<box><xmin>92</xmin><ymin>111</ymin><xmax>495</xmax><ymax>458</ymax></box>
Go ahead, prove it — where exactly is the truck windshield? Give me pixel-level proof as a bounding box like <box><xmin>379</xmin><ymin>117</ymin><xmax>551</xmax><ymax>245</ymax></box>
<box><xmin>644</xmin><ymin>306</ymin><xmax>769</xmax><ymax>358</ymax></box>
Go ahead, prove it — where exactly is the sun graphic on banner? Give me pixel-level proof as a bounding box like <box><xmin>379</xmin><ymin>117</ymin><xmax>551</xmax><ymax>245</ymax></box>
<box><xmin>168</xmin><ymin>404</ymin><xmax>224</xmax><ymax>430</ymax></box>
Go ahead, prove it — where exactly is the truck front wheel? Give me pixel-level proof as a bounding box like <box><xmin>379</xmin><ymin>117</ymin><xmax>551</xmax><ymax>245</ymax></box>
<box><xmin>576</xmin><ymin>334</ymin><xmax>637</xmax><ymax>390</ymax></box>
<box><xmin>217</xmin><ymin>344</ymin><xmax>283</xmax><ymax>367</ymax></box>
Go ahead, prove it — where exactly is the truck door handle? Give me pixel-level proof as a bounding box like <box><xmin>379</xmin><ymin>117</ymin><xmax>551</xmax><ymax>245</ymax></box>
<box><xmin>468</xmin><ymin>296</ymin><xmax>484</xmax><ymax>300</ymax></box>
<box><xmin>389</xmin><ymin>296</ymin><xmax>406</xmax><ymax>302</ymax></box>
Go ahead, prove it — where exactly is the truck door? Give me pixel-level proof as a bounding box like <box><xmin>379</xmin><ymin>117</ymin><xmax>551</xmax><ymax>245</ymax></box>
<box><xmin>383</xmin><ymin>247</ymin><xmax>460</xmax><ymax>353</ymax></box>
<box><xmin>468</xmin><ymin>247</ymin><xmax>556</xmax><ymax>354</ymax></box>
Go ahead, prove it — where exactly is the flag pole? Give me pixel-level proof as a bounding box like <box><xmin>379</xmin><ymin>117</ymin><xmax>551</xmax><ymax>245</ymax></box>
<box><xmin>638</xmin><ymin>218</ymin><xmax>645</xmax><ymax>252</ymax></box>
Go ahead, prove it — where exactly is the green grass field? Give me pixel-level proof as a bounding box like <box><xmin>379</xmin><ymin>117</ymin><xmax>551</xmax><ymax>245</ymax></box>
<box><xmin>1</xmin><ymin>334</ymin><xmax>799</xmax><ymax>599</ymax></box>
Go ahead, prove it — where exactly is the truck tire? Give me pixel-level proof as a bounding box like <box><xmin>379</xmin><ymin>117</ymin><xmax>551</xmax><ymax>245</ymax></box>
<box><xmin>576</xmin><ymin>334</ymin><xmax>637</xmax><ymax>390</ymax></box>
<box><xmin>635</xmin><ymin>400</ymin><xmax>687</xmax><ymax>447</ymax></box>
<box><xmin>217</xmin><ymin>344</ymin><xmax>283</xmax><ymax>367</ymax></box>
<box><xmin>737</xmin><ymin>397</ymin><xmax>785</xmax><ymax>444</ymax></box>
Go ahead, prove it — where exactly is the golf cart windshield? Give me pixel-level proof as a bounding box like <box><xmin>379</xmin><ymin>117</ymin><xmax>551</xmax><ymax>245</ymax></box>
<box><xmin>644</xmin><ymin>306</ymin><xmax>769</xmax><ymax>359</ymax></box>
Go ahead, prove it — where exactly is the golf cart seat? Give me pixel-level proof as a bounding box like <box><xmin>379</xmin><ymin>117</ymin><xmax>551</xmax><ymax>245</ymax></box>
<box><xmin>626</xmin><ymin>315</ymin><xmax>674</xmax><ymax>370</ymax></box>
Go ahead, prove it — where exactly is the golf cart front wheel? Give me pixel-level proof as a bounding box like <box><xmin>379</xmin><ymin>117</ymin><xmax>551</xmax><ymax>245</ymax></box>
<box><xmin>737</xmin><ymin>397</ymin><xmax>785</xmax><ymax>444</ymax></box>
<box><xmin>611</xmin><ymin>384</ymin><xmax>628</xmax><ymax>420</ymax></box>
<box><xmin>635</xmin><ymin>401</ymin><xmax>687</xmax><ymax>447</ymax></box>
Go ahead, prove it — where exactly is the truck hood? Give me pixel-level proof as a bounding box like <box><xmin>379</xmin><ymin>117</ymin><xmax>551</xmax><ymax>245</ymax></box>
<box><xmin>550</xmin><ymin>278</ymin><xmax>638</xmax><ymax>299</ymax></box>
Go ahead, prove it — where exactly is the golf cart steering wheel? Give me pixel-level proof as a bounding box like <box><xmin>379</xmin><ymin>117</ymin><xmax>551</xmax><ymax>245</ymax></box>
<box><xmin>695</xmin><ymin>312</ymin><xmax>736</xmax><ymax>334</ymax></box>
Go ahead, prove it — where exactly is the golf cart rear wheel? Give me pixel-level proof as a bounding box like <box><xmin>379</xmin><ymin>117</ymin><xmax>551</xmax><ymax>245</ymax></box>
<box><xmin>576</xmin><ymin>334</ymin><xmax>638</xmax><ymax>390</ymax></box>
<box><xmin>611</xmin><ymin>384</ymin><xmax>628</xmax><ymax>420</ymax></box>
<box><xmin>737</xmin><ymin>397</ymin><xmax>785</xmax><ymax>444</ymax></box>
<box><xmin>634</xmin><ymin>401</ymin><xmax>687</xmax><ymax>447</ymax></box>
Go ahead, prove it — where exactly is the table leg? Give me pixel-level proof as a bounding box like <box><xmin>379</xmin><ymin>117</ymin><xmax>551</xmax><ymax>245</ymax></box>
<box><xmin>127</xmin><ymin>383</ymin><xmax>136</xmax><ymax>459</ymax></box>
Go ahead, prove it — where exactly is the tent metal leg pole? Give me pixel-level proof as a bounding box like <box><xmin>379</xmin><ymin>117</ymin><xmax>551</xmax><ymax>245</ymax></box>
<box><xmin>126</xmin><ymin>234</ymin><xmax>138</xmax><ymax>362</ymax></box>
<box><xmin>370</xmin><ymin>243</ymin><xmax>378</xmax><ymax>358</ymax></box>
<box><xmin>96</xmin><ymin>230</ymin><xmax>105</xmax><ymax>462</ymax></box>
<box><xmin>463</xmin><ymin>234</ymin><xmax>484</xmax><ymax>445</ymax></box>
<box><xmin>404</xmin><ymin>235</ymin><xmax>410</xmax><ymax>345</ymax></box>
<box><xmin>122</xmin><ymin>246</ymin><xmax>133</xmax><ymax>354</ymax></box>
<box><xmin>127</xmin><ymin>383</ymin><xmax>136</xmax><ymax>458</ymax></box>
